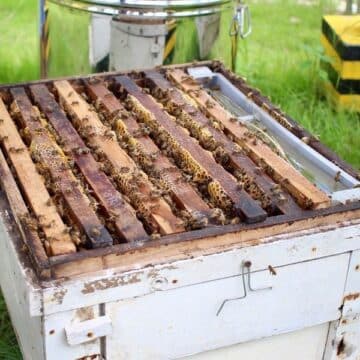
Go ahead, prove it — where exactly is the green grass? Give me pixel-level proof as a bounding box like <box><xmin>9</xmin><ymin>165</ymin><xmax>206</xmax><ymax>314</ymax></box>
<box><xmin>0</xmin><ymin>0</ymin><xmax>39</xmax><ymax>84</ymax></box>
<box><xmin>0</xmin><ymin>296</ymin><xmax>21</xmax><ymax>359</ymax></box>
<box><xmin>236</xmin><ymin>0</ymin><xmax>360</xmax><ymax>168</ymax></box>
<box><xmin>0</xmin><ymin>0</ymin><xmax>359</xmax><ymax>358</ymax></box>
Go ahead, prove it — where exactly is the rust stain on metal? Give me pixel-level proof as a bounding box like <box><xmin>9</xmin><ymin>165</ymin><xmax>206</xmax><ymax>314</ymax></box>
<box><xmin>82</xmin><ymin>273</ymin><xmax>141</xmax><ymax>294</ymax></box>
<box><xmin>343</xmin><ymin>292</ymin><xmax>360</xmax><ymax>302</ymax></box>
<box><xmin>337</xmin><ymin>337</ymin><xmax>346</xmax><ymax>356</ymax></box>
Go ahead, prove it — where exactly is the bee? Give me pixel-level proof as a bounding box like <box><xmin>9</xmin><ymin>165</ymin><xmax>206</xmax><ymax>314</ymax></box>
<box><xmin>209</xmin><ymin>207</ymin><xmax>226</xmax><ymax>225</ymax></box>
<box><xmin>0</xmin><ymin>118</ymin><xmax>4</xmax><ymax>124</ymax></box>
<box><xmin>67</xmin><ymin>91</ymin><xmax>74</xmax><ymax>97</ymax></box>
<box><xmin>64</xmin><ymin>187</ymin><xmax>72</xmax><ymax>195</ymax></box>
<box><xmin>250</xmin><ymin>167</ymin><xmax>261</xmax><ymax>176</ymax></box>
<box><xmin>301</xmin><ymin>136</ymin><xmax>310</xmax><ymax>144</ymax></box>
<box><xmin>304</xmin><ymin>198</ymin><xmax>314</xmax><ymax>209</ymax></box>
<box><xmin>181</xmin><ymin>75</ymin><xmax>192</xmax><ymax>82</ymax></box>
<box><xmin>90</xmin><ymin>227</ymin><xmax>101</xmax><ymax>237</ymax></box>
<box><xmin>230</xmin><ymin>217</ymin><xmax>240</xmax><ymax>225</ymax></box>
<box><xmin>88</xmin><ymin>77</ymin><xmax>101</xmax><ymax>85</ymax></box>
<box><xmin>268</xmin><ymin>265</ymin><xmax>277</xmax><ymax>275</ymax></box>
<box><xmin>271</xmin><ymin>184</ymin><xmax>281</xmax><ymax>193</ymax></box>
<box><xmin>281</xmin><ymin>178</ymin><xmax>290</xmax><ymax>186</ymax></box>
<box><xmin>190</xmin><ymin>89</ymin><xmax>201</xmax><ymax>98</ymax></box>
<box><xmin>74</xmin><ymin>147</ymin><xmax>90</xmax><ymax>155</ymax></box>
<box><xmin>252</xmin><ymin>138</ymin><xmax>258</xmax><ymax>146</ymax></box>
<box><xmin>71</xmin><ymin>101</ymin><xmax>79</xmax><ymax>106</ymax></box>
<box><xmin>9</xmin><ymin>147</ymin><xmax>25</xmax><ymax>154</ymax></box>
<box><xmin>62</xmin><ymin>227</ymin><xmax>71</xmax><ymax>235</ymax></box>
<box><xmin>211</xmin><ymin>120</ymin><xmax>223</xmax><ymax>131</ymax></box>
<box><xmin>334</xmin><ymin>171</ymin><xmax>341</xmax><ymax>182</ymax></box>
<box><xmin>210</xmin><ymin>85</ymin><xmax>221</xmax><ymax>91</ymax></box>
<box><xmin>42</xmin><ymin>220</ymin><xmax>56</xmax><ymax>229</ymax></box>
<box><xmin>150</xmin><ymin>232</ymin><xmax>161</xmax><ymax>240</ymax></box>
<box><xmin>103</xmin><ymin>129</ymin><xmax>116</xmax><ymax>141</ymax></box>
<box><xmin>184</xmin><ymin>211</ymin><xmax>208</xmax><ymax>230</ymax></box>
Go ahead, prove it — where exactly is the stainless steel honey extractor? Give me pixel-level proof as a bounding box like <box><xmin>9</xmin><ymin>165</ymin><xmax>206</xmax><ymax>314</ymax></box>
<box><xmin>40</xmin><ymin>0</ymin><xmax>251</xmax><ymax>77</ymax></box>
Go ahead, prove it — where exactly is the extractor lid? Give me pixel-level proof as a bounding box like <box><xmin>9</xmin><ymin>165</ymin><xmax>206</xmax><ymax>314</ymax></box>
<box><xmin>49</xmin><ymin>0</ymin><xmax>233</xmax><ymax>17</ymax></box>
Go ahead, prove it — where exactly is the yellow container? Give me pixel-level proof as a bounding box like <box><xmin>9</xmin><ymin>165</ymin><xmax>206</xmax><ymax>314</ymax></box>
<box><xmin>321</xmin><ymin>15</ymin><xmax>360</xmax><ymax>111</ymax></box>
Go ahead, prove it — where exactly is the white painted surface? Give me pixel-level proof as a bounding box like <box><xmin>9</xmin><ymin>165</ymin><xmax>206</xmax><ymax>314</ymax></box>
<box><xmin>332</xmin><ymin>188</ymin><xmax>360</xmax><ymax>204</ymax></box>
<box><xmin>186</xmin><ymin>323</ymin><xmax>329</xmax><ymax>360</ymax></box>
<box><xmin>324</xmin><ymin>250</ymin><xmax>360</xmax><ymax>359</ymax></box>
<box><xmin>44</xmin><ymin>306</ymin><xmax>101</xmax><ymax>360</ymax></box>
<box><xmin>343</xmin><ymin>250</ymin><xmax>360</xmax><ymax>317</ymax></box>
<box><xmin>0</xmin><ymin>212</ymin><xmax>44</xmax><ymax>360</ymax></box>
<box><xmin>1</xmin><ymin>202</ymin><xmax>360</xmax><ymax>359</ymax></box>
<box><xmin>65</xmin><ymin>315</ymin><xmax>112</xmax><ymax>346</ymax></box>
<box><xmin>106</xmin><ymin>254</ymin><xmax>349</xmax><ymax>359</ymax></box>
<box><xmin>42</xmin><ymin>222</ymin><xmax>360</xmax><ymax>316</ymax></box>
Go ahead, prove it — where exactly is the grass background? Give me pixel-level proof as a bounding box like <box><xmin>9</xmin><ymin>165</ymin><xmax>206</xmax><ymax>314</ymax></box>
<box><xmin>0</xmin><ymin>0</ymin><xmax>359</xmax><ymax>358</ymax></box>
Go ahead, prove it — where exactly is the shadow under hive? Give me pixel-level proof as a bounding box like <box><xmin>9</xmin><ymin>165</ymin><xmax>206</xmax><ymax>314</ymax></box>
<box><xmin>0</xmin><ymin>61</ymin><xmax>359</xmax><ymax>280</ymax></box>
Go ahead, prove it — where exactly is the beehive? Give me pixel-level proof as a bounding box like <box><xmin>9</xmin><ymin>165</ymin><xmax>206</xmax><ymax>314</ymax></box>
<box><xmin>321</xmin><ymin>15</ymin><xmax>360</xmax><ymax>111</ymax></box>
<box><xmin>0</xmin><ymin>62</ymin><xmax>359</xmax><ymax>359</ymax></box>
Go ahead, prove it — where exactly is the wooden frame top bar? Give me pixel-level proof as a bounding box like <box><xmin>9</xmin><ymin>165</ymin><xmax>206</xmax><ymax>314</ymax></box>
<box><xmin>0</xmin><ymin>61</ymin><xmax>357</xmax><ymax>280</ymax></box>
<box><xmin>143</xmin><ymin>70</ymin><xmax>302</xmax><ymax>216</ymax></box>
<box><xmin>10</xmin><ymin>87</ymin><xmax>113</xmax><ymax>249</ymax></box>
<box><xmin>86</xmin><ymin>82</ymin><xmax>214</xmax><ymax>227</ymax></box>
<box><xmin>167</xmin><ymin>68</ymin><xmax>330</xmax><ymax>210</ymax></box>
<box><xmin>115</xmin><ymin>75</ymin><xmax>267</xmax><ymax>223</ymax></box>
<box><xmin>54</xmin><ymin>80</ymin><xmax>184</xmax><ymax>235</ymax></box>
<box><xmin>0</xmin><ymin>97</ymin><xmax>76</xmax><ymax>256</ymax></box>
<box><xmin>30</xmin><ymin>84</ymin><xmax>148</xmax><ymax>243</ymax></box>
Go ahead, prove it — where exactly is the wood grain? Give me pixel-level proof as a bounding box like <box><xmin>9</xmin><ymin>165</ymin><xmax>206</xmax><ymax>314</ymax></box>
<box><xmin>0</xmin><ymin>148</ymin><xmax>50</xmax><ymax>272</ymax></box>
<box><xmin>54</xmin><ymin>80</ymin><xmax>183</xmax><ymax>235</ymax></box>
<box><xmin>30</xmin><ymin>84</ymin><xmax>148</xmax><ymax>243</ymax></box>
<box><xmin>167</xmin><ymin>69</ymin><xmax>330</xmax><ymax>210</ymax></box>
<box><xmin>10</xmin><ymin>87</ymin><xmax>113</xmax><ymax>249</ymax></box>
<box><xmin>144</xmin><ymin>70</ymin><xmax>302</xmax><ymax>216</ymax></box>
<box><xmin>0</xmin><ymin>97</ymin><xmax>76</xmax><ymax>255</ymax></box>
<box><xmin>115</xmin><ymin>75</ymin><xmax>267</xmax><ymax>224</ymax></box>
<box><xmin>86</xmin><ymin>82</ymin><xmax>213</xmax><ymax>227</ymax></box>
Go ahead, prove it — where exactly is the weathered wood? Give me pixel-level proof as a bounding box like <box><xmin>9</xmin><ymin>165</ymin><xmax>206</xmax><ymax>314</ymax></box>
<box><xmin>86</xmin><ymin>82</ymin><xmax>213</xmax><ymax>227</ymax></box>
<box><xmin>0</xmin><ymin>148</ymin><xmax>50</xmax><ymax>272</ymax></box>
<box><xmin>115</xmin><ymin>75</ymin><xmax>267</xmax><ymax>223</ymax></box>
<box><xmin>54</xmin><ymin>80</ymin><xmax>183</xmax><ymax>235</ymax></box>
<box><xmin>10</xmin><ymin>87</ymin><xmax>112</xmax><ymax>249</ymax></box>
<box><xmin>144</xmin><ymin>70</ymin><xmax>302</xmax><ymax>216</ymax></box>
<box><xmin>0</xmin><ymin>97</ymin><xmax>76</xmax><ymax>255</ymax></box>
<box><xmin>48</xmin><ymin>202</ymin><xmax>360</xmax><ymax>276</ymax></box>
<box><xmin>167</xmin><ymin>69</ymin><xmax>330</xmax><ymax>210</ymax></box>
<box><xmin>30</xmin><ymin>84</ymin><xmax>148</xmax><ymax>243</ymax></box>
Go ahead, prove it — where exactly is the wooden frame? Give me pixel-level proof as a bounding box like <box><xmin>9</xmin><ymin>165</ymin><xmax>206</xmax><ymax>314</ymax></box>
<box><xmin>0</xmin><ymin>61</ymin><xmax>358</xmax><ymax>282</ymax></box>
